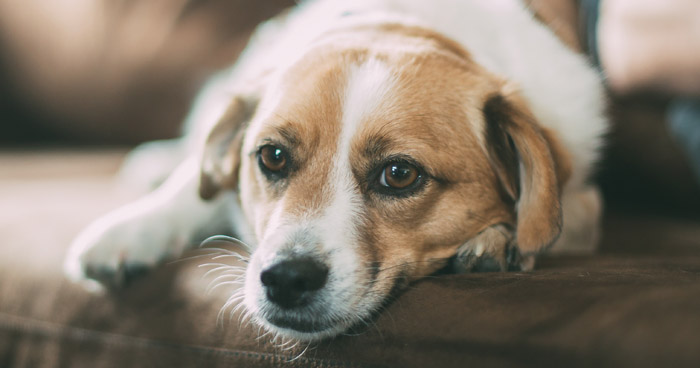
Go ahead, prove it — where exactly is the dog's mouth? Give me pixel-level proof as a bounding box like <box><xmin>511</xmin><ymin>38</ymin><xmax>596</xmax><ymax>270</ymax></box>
<box><xmin>265</xmin><ymin>313</ymin><xmax>339</xmax><ymax>333</ymax></box>
<box><xmin>247</xmin><ymin>258</ymin><xmax>417</xmax><ymax>341</ymax></box>
<box><xmin>250</xmin><ymin>286</ymin><xmax>384</xmax><ymax>340</ymax></box>
<box><xmin>254</xmin><ymin>307</ymin><xmax>354</xmax><ymax>341</ymax></box>
<box><xmin>243</xmin><ymin>245</ymin><xmax>419</xmax><ymax>341</ymax></box>
<box><xmin>254</xmin><ymin>274</ymin><xmax>410</xmax><ymax>340</ymax></box>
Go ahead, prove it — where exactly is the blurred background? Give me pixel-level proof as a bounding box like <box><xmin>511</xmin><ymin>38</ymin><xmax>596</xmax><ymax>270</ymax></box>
<box><xmin>0</xmin><ymin>0</ymin><xmax>698</xmax><ymax>216</ymax></box>
<box><xmin>0</xmin><ymin>0</ymin><xmax>294</xmax><ymax>145</ymax></box>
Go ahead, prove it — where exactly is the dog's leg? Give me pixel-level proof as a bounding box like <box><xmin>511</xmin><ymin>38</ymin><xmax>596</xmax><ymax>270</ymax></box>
<box><xmin>117</xmin><ymin>138</ymin><xmax>189</xmax><ymax>194</ymax></box>
<box><xmin>453</xmin><ymin>224</ymin><xmax>534</xmax><ymax>273</ymax></box>
<box><xmin>64</xmin><ymin>157</ymin><xmax>231</xmax><ymax>290</ymax></box>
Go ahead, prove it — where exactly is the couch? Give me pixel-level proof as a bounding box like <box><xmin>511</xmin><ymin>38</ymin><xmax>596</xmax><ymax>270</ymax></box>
<box><xmin>2</xmin><ymin>1</ymin><xmax>700</xmax><ymax>366</ymax></box>
<box><xmin>1</xmin><ymin>150</ymin><xmax>699</xmax><ymax>368</ymax></box>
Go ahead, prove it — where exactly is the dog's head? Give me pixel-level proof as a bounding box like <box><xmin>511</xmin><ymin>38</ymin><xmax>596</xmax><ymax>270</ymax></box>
<box><xmin>198</xmin><ymin>23</ymin><xmax>570</xmax><ymax>340</ymax></box>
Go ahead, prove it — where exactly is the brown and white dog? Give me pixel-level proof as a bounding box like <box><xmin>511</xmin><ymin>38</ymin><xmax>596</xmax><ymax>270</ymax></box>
<box><xmin>65</xmin><ymin>0</ymin><xmax>606</xmax><ymax>341</ymax></box>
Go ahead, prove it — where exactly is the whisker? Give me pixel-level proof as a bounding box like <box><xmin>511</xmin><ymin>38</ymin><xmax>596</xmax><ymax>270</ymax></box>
<box><xmin>218</xmin><ymin>293</ymin><xmax>245</xmax><ymax>326</ymax></box>
<box><xmin>230</xmin><ymin>301</ymin><xmax>247</xmax><ymax>319</ymax></box>
<box><xmin>237</xmin><ymin>307</ymin><xmax>253</xmax><ymax>328</ymax></box>
<box><xmin>209</xmin><ymin>280</ymin><xmax>245</xmax><ymax>291</ymax></box>
<box><xmin>211</xmin><ymin>253</ymin><xmax>249</xmax><ymax>262</ymax></box>
<box><xmin>256</xmin><ymin>328</ymin><xmax>271</xmax><ymax>342</ymax></box>
<box><xmin>206</xmin><ymin>274</ymin><xmax>245</xmax><ymax>293</ymax></box>
<box><xmin>166</xmin><ymin>247</ymin><xmax>232</xmax><ymax>264</ymax></box>
<box><xmin>206</xmin><ymin>264</ymin><xmax>246</xmax><ymax>274</ymax></box>
<box><xmin>217</xmin><ymin>299</ymin><xmax>235</xmax><ymax>326</ymax></box>
<box><xmin>200</xmin><ymin>234</ymin><xmax>253</xmax><ymax>250</ymax></box>
<box><xmin>198</xmin><ymin>247</ymin><xmax>250</xmax><ymax>263</ymax></box>
<box><xmin>198</xmin><ymin>262</ymin><xmax>244</xmax><ymax>269</ymax></box>
<box><xmin>231</xmin><ymin>299</ymin><xmax>249</xmax><ymax>322</ymax></box>
<box><xmin>277</xmin><ymin>338</ymin><xmax>297</xmax><ymax>350</ymax></box>
<box><xmin>209</xmin><ymin>273</ymin><xmax>245</xmax><ymax>285</ymax></box>
<box><xmin>201</xmin><ymin>264</ymin><xmax>243</xmax><ymax>278</ymax></box>
<box><xmin>198</xmin><ymin>246</ymin><xmax>243</xmax><ymax>255</ymax></box>
<box><xmin>205</xmin><ymin>246</ymin><xmax>453</xmax><ymax>350</ymax></box>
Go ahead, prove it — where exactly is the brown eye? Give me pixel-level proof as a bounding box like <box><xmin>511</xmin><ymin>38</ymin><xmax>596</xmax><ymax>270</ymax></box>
<box><xmin>380</xmin><ymin>162</ymin><xmax>420</xmax><ymax>189</ymax></box>
<box><xmin>259</xmin><ymin>145</ymin><xmax>288</xmax><ymax>173</ymax></box>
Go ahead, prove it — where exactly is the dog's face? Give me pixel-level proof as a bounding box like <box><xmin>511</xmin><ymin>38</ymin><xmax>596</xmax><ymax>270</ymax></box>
<box><xmin>200</xmin><ymin>25</ymin><xmax>567</xmax><ymax>340</ymax></box>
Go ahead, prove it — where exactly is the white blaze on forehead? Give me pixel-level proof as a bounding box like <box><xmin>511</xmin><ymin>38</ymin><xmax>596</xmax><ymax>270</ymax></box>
<box><xmin>317</xmin><ymin>58</ymin><xmax>397</xmax><ymax>266</ymax></box>
<box><xmin>341</xmin><ymin>58</ymin><xmax>398</xmax><ymax>141</ymax></box>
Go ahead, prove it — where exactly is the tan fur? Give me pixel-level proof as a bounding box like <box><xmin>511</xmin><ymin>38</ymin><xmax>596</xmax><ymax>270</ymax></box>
<box><xmin>200</xmin><ymin>95</ymin><xmax>258</xmax><ymax>199</ymax></box>
<box><xmin>487</xmin><ymin>87</ymin><xmax>570</xmax><ymax>254</ymax></box>
<box><xmin>541</xmin><ymin>126</ymin><xmax>574</xmax><ymax>190</ymax></box>
<box><xmin>344</xmin><ymin>48</ymin><xmax>514</xmax><ymax>280</ymax></box>
<box><xmin>261</xmin><ymin>52</ymin><xmax>349</xmax><ymax>216</ymax></box>
<box><xmin>205</xmin><ymin>22</ymin><xmax>570</xmax><ymax>290</ymax></box>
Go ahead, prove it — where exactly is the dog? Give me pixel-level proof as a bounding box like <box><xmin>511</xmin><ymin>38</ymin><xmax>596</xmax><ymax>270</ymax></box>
<box><xmin>64</xmin><ymin>0</ymin><xmax>606</xmax><ymax>341</ymax></box>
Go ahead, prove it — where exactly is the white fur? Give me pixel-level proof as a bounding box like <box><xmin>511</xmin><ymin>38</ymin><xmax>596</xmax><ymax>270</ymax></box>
<box><xmin>241</xmin><ymin>59</ymin><xmax>403</xmax><ymax>340</ymax></box>
<box><xmin>312</xmin><ymin>58</ymin><xmax>400</xmax><ymax>322</ymax></box>
<box><xmin>232</xmin><ymin>0</ymin><xmax>607</xmax><ymax>255</ymax></box>
<box><xmin>65</xmin><ymin>0</ymin><xmax>607</xmax><ymax>339</ymax></box>
<box><xmin>64</xmin><ymin>158</ymin><xmax>234</xmax><ymax>289</ymax></box>
<box><xmin>229</xmin><ymin>0</ymin><xmax>605</xmax><ymax>186</ymax></box>
<box><xmin>317</xmin><ymin>58</ymin><xmax>397</xmax><ymax>257</ymax></box>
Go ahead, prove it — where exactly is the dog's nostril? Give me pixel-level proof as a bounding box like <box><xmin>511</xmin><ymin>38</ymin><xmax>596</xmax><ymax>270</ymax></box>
<box><xmin>260</xmin><ymin>258</ymin><xmax>329</xmax><ymax>309</ymax></box>
<box><xmin>260</xmin><ymin>268</ymin><xmax>278</xmax><ymax>287</ymax></box>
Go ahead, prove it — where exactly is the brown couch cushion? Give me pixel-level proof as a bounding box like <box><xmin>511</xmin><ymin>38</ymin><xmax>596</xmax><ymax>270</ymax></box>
<box><xmin>2</xmin><ymin>150</ymin><xmax>700</xmax><ymax>368</ymax></box>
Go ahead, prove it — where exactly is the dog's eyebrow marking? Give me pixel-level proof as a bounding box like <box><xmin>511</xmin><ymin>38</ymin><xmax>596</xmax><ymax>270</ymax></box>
<box><xmin>256</xmin><ymin>123</ymin><xmax>302</xmax><ymax>148</ymax></box>
<box><xmin>275</xmin><ymin>125</ymin><xmax>303</xmax><ymax>147</ymax></box>
<box><xmin>362</xmin><ymin>135</ymin><xmax>393</xmax><ymax>159</ymax></box>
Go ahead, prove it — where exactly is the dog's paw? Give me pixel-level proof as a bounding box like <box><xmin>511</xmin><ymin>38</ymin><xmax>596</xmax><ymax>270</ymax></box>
<box><xmin>453</xmin><ymin>224</ymin><xmax>536</xmax><ymax>273</ymax></box>
<box><xmin>64</xmin><ymin>207</ymin><xmax>182</xmax><ymax>291</ymax></box>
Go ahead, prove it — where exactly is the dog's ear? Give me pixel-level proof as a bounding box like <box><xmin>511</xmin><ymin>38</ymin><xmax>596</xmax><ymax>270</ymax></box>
<box><xmin>199</xmin><ymin>95</ymin><xmax>258</xmax><ymax>200</ymax></box>
<box><xmin>482</xmin><ymin>85</ymin><xmax>572</xmax><ymax>254</ymax></box>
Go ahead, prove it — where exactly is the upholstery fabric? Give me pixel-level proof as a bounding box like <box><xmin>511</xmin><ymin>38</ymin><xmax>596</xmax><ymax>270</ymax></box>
<box><xmin>1</xmin><ymin>151</ymin><xmax>700</xmax><ymax>368</ymax></box>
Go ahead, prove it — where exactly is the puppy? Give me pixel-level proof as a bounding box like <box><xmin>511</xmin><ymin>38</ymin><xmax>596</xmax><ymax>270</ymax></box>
<box><xmin>65</xmin><ymin>0</ymin><xmax>606</xmax><ymax>341</ymax></box>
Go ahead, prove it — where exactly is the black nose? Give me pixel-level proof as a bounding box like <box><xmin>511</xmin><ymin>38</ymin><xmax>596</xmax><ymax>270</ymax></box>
<box><xmin>260</xmin><ymin>258</ymin><xmax>329</xmax><ymax>309</ymax></box>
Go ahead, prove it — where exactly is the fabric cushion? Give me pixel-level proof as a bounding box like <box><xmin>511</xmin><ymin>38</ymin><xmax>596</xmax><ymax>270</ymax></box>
<box><xmin>1</xmin><ymin>151</ymin><xmax>700</xmax><ymax>368</ymax></box>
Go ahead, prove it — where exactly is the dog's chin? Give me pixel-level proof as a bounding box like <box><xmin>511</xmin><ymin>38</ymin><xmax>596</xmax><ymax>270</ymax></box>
<box><xmin>257</xmin><ymin>313</ymin><xmax>351</xmax><ymax>341</ymax></box>
<box><xmin>248</xmin><ymin>296</ymin><xmax>381</xmax><ymax>341</ymax></box>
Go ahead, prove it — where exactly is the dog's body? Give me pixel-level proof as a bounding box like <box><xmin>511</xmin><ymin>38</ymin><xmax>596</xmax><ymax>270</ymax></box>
<box><xmin>65</xmin><ymin>0</ymin><xmax>606</xmax><ymax>341</ymax></box>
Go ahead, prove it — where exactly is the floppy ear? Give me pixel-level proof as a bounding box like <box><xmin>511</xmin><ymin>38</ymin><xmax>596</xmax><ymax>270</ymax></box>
<box><xmin>199</xmin><ymin>95</ymin><xmax>258</xmax><ymax>200</ymax></box>
<box><xmin>483</xmin><ymin>86</ymin><xmax>572</xmax><ymax>254</ymax></box>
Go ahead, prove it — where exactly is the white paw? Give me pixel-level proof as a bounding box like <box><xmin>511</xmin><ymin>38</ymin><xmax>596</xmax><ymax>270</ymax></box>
<box><xmin>64</xmin><ymin>204</ymin><xmax>185</xmax><ymax>290</ymax></box>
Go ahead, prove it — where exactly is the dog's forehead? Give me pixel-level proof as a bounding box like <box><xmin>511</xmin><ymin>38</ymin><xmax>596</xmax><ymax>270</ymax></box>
<box><xmin>241</xmin><ymin>32</ymin><xmax>501</xmax><ymax>219</ymax></box>
<box><xmin>260</xmin><ymin>56</ymin><xmax>397</xmax><ymax>216</ymax></box>
<box><xmin>259</xmin><ymin>44</ymin><xmax>489</xmax><ymax>159</ymax></box>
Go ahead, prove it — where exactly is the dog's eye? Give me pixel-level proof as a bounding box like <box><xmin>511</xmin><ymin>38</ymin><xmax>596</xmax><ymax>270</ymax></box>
<box><xmin>379</xmin><ymin>162</ymin><xmax>420</xmax><ymax>190</ymax></box>
<box><xmin>258</xmin><ymin>145</ymin><xmax>288</xmax><ymax>175</ymax></box>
